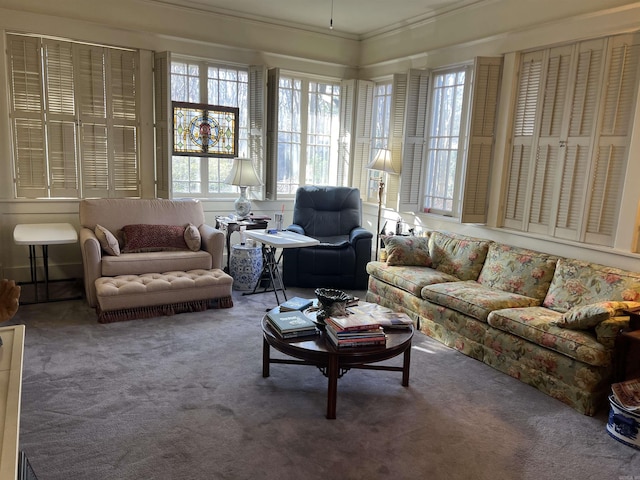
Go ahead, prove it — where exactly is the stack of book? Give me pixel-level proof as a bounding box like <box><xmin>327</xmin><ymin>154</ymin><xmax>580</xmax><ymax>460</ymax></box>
<box><xmin>325</xmin><ymin>315</ymin><xmax>387</xmax><ymax>348</ymax></box>
<box><xmin>611</xmin><ymin>378</ymin><xmax>640</xmax><ymax>411</ymax></box>
<box><xmin>266</xmin><ymin>309</ymin><xmax>318</xmax><ymax>339</ymax></box>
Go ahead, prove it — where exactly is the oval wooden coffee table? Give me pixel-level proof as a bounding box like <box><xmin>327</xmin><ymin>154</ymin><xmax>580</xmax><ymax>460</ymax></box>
<box><xmin>261</xmin><ymin>315</ymin><xmax>414</xmax><ymax>419</ymax></box>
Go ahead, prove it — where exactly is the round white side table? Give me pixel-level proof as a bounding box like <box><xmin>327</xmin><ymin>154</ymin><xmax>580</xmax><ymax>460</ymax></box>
<box><xmin>229</xmin><ymin>244</ymin><xmax>263</xmax><ymax>291</ymax></box>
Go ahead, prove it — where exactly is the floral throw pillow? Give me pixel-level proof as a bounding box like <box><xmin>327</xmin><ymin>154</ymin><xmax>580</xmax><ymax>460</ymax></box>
<box><xmin>556</xmin><ymin>300</ymin><xmax>640</xmax><ymax>329</ymax></box>
<box><xmin>95</xmin><ymin>224</ymin><xmax>120</xmax><ymax>256</ymax></box>
<box><xmin>184</xmin><ymin>223</ymin><xmax>201</xmax><ymax>251</ymax></box>
<box><xmin>382</xmin><ymin>235</ymin><xmax>432</xmax><ymax>267</ymax></box>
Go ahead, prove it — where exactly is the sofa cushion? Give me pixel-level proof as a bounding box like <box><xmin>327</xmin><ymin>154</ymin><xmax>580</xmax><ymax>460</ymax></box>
<box><xmin>477</xmin><ymin>243</ymin><xmax>557</xmax><ymax>301</ymax></box>
<box><xmin>382</xmin><ymin>235</ymin><xmax>431</xmax><ymax>266</ymax></box>
<box><xmin>421</xmin><ymin>280</ymin><xmax>541</xmax><ymax>322</ymax></box>
<box><xmin>428</xmin><ymin>231</ymin><xmax>490</xmax><ymax>281</ymax></box>
<box><xmin>556</xmin><ymin>301</ymin><xmax>640</xmax><ymax>330</ymax></box>
<box><xmin>543</xmin><ymin>258</ymin><xmax>640</xmax><ymax>312</ymax></box>
<box><xmin>95</xmin><ymin>224</ymin><xmax>120</xmax><ymax>256</ymax></box>
<box><xmin>102</xmin><ymin>250</ymin><xmax>212</xmax><ymax>277</ymax></box>
<box><xmin>366</xmin><ymin>262</ymin><xmax>458</xmax><ymax>297</ymax></box>
<box><xmin>487</xmin><ymin>307</ymin><xmax>611</xmax><ymax>367</ymax></box>
<box><xmin>184</xmin><ymin>223</ymin><xmax>201</xmax><ymax>251</ymax></box>
<box><xmin>122</xmin><ymin>224</ymin><xmax>189</xmax><ymax>253</ymax></box>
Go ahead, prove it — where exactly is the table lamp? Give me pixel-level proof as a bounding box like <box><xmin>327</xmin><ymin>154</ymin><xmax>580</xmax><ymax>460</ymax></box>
<box><xmin>225</xmin><ymin>157</ymin><xmax>262</xmax><ymax>219</ymax></box>
<box><xmin>367</xmin><ymin>148</ymin><xmax>398</xmax><ymax>260</ymax></box>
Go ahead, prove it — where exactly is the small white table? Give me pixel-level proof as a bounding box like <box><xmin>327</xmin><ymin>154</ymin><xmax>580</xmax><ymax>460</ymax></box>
<box><xmin>13</xmin><ymin>223</ymin><xmax>78</xmax><ymax>303</ymax></box>
<box><xmin>244</xmin><ymin>230</ymin><xmax>320</xmax><ymax>304</ymax></box>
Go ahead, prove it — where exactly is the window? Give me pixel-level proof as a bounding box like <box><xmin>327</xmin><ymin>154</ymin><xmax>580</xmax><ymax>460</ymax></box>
<box><xmin>368</xmin><ymin>82</ymin><xmax>393</xmax><ymax>201</ymax></box>
<box><xmin>503</xmin><ymin>33</ymin><xmax>640</xmax><ymax>247</ymax></box>
<box><xmin>397</xmin><ymin>58</ymin><xmax>501</xmax><ymax>221</ymax></box>
<box><xmin>170</xmin><ymin>61</ymin><xmax>248</xmax><ymax>196</ymax></box>
<box><xmin>267</xmin><ymin>70</ymin><xmax>341</xmax><ymax>197</ymax></box>
<box><xmin>7</xmin><ymin>34</ymin><xmax>139</xmax><ymax>198</ymax></box>
<box><xmin>423</xmin><ymin>68</ymin><xmax>470</xmax><ymax>215</ymax></box>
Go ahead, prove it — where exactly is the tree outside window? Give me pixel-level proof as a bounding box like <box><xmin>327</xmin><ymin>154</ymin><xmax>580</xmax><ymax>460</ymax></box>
<box><xmin>276</xmin><ymin>74</ymin><xmax>341</xmax><ymax>195</ymax></box>
<box><xmin>423</xmin><ymin>68</ymin><xmax>470</xmax><ymax>215</ymax></box>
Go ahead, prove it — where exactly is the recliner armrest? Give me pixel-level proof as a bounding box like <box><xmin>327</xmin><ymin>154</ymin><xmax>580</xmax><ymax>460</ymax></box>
<box><xmin>350</xmin><ymin>226</ymin><xmax>373</xmax><ymax>243</ymax></box>
<box><xmin>286</xmin><ymin>224</ymin><xmax>305</xmax><ymax>235</ymax></box>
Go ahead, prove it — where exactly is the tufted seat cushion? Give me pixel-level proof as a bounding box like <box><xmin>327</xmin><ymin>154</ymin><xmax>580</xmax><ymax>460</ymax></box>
<box><xmin>95</xmin><ymin>269</ymin><xmax>233</xmax><ymax>322</ymax></box>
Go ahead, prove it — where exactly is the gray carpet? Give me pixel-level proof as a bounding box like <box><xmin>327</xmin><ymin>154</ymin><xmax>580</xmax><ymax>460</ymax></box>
<box><xmin>7</xmin><ymin>287</ymin><xmax>639</xmax><ymax>480</ymax></box>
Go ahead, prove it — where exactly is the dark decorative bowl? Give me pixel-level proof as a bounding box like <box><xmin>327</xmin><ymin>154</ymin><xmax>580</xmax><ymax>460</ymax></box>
<box><xmin>314</xmin><ymin>288</ymin><xmax>351</xmax><ymax>321</ymax></box>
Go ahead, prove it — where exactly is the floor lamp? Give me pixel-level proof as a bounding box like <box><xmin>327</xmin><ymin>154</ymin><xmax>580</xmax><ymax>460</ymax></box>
<box><xmin>367</xmin><ymin>148</ymin><xmax>398</xmax><ymax>260</ymax></box>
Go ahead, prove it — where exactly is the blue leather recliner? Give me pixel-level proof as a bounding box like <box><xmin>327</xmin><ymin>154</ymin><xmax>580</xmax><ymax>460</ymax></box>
<box><xmin>283</xmin><ymin>186</ymin><xmax>373</xmax><ymax>290</ymax></box>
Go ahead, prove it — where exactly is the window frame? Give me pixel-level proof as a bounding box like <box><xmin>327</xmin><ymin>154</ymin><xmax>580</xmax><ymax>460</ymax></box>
<box><xmin>168</xmin><ymin>58</ymin><xmax>250</xmax><ymax>198</ymax></box>
<box><xmin>422</xmin><ymin>65</ymin><xmax>472</xmax><ymax>216</ymax></box>
<box><xmin>266</xmin><ymin>69</ymin><xmax>342</xmax><ymax>199</ymax></box>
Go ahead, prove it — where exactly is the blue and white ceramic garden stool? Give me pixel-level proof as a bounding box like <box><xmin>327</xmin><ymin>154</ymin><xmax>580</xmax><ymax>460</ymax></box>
<box><xmin>230</xmin><ymin>244</ymin><xmax>263</xmax><ymax>291</ymax></box>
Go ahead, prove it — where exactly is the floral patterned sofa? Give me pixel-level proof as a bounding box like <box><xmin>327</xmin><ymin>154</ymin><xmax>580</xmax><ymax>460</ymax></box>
<box><xmin>365</xmin><ymin>230</ymin><xmax>640</xmax><ymax>415</ymax></box>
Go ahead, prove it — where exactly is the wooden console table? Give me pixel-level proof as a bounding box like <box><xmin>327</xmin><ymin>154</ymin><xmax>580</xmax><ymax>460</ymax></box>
<box><xmin>0</xmin><ymin>325</ymin><xmax>25</xmax><ymax>480</ymax></box>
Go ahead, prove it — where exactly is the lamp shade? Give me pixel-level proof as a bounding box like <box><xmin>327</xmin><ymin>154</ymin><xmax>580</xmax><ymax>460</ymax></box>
<box><xmin>224</xmin><ymin>158</ymin><xmax>262</xmax><ymax>186</ymax></box>
<box><xmin>367</xmin><ymin>148</ymin><xmax>397</xmax><ymax>174</ymax></box>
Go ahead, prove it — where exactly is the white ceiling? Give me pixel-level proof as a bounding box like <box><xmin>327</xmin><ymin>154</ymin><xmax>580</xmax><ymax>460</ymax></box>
<box><xmin>149</xmin><ymin>0</ymin><xmax>477</xmax><ymax>37</ymax></box>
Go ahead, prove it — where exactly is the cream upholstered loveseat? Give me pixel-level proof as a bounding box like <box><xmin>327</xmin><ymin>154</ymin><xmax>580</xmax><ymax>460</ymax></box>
<box><xmin>79</xmin><ymin>198</ymin><xmax>228</xmax><ymax>312</ymax></box>
<box><xmin>366</xmin><ymin>231</ymin><xmax>640</xmax><ymax>415</ymax></box>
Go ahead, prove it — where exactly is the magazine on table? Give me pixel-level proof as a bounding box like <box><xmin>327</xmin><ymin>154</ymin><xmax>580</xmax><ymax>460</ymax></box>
<box><xmin>612</xmin><ymin>378</ymin><xmax>640</xmax><ymax>411</ymax></box>
<box><xmin>346</xmin><ymin>303</ymin><xmax>413</xmax><ymax>329</ymax></box>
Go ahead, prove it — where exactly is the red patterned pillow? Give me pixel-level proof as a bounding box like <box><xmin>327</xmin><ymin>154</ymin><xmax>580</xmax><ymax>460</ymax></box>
<box><xmin>122</xmin><ymin>224</ymin><xmax>189</xmax><ymax>253</ymax></box>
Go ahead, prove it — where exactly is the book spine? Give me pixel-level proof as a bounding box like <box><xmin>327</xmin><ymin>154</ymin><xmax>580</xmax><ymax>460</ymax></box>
<box><xmin>325</xmin><ymin>328</ymin><xmax>385</xmax><ymax>347</ymax></box>
<box><xmin>280</xmin><ymin>329</ymin><xmax>318</xmax><ymax>339</ymax></box>
<box><xmin>325</xmin><ymin>318</ymin><xmax>381</xmax><ymax>332</ymax></box>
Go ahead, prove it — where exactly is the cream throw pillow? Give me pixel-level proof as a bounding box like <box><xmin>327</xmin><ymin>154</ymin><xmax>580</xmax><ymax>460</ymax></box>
<box><xmin>95</xmin><ymin>224</ymin><xmax>120</xmax><ymax>256</ymax></box>
<box><xmin>184</xmin><ymin>223</ymin><xmax>201</xmax><ymax>251</ymax></box>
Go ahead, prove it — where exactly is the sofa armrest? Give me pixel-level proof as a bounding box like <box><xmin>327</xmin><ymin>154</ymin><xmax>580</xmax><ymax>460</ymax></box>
<box><xmin>199</xmin><ymin>224</ymin><xmax>225</xmax><ymax>270</ymax></box>
<box><xmin>595</xmin><ymin>316</ymin><xmax>631</xmax><ymax>349</ymax></box>
<box><xmin>79</xmin><ymin>227</ymin><xmax>102</xmax><ymax>308</ymax></box>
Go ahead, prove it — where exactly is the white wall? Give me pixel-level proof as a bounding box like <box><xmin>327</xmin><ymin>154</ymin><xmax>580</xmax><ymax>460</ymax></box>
<box><xmin>0</xmin><ymin>0</ymin><xmax>639</xmax><ymax>282</ymax></box>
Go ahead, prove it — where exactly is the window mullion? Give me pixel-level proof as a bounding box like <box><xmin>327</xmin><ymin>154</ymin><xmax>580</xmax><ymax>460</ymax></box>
<box><xmin>300</xmin><ymin>79</ymin><xmax>309</xmax><ymax>186</ymax></box>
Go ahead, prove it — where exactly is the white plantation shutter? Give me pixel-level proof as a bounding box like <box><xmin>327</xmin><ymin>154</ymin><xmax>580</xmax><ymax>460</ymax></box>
<box><xmin>585</xmin><ymin>33</ymin><xmax>640</xmax><ymax>245</ymax></box>
<box><xmin>43</xmin><ymin>40</ymin><xmax>79</xmax><ymax>197</ymax></box>
<box><xmin>386</xmin><ymin>73</ymin><xmax>407</xmax><ymax>210</ymax></box>
<box><xmin>7</xmin><ymin>34</ymin><xmax>140</xmax><ymax>199</ymax></box>
<box><xmin>265</xmin><ymin>68</ymin><xmax>280</xmax><ymax>200</ymax></box>
<box><xmin>109</xmin><ymin>49</ymin><xmax>139</xmax><ymax>196</ymax></box>
<box><xmin>249</xmin><ymin>65</ymin><xmax>267</xmax><ymax>200</ymax></box>
<box><xmin>461</xmin><ymin>57</ymin><xmax>502</xmax><ymax>224</ymax></box>
<box><xmin>528</xmin><ymin>45</ymin><xmax>573</xmax><ymax>234</ymax></box>
<box><xmin>504</xmin><ymin>51</ymin><xmax>542</xmax><ymax>228</ymax></box>
<box><xmin>154</xmin><ymin>52</ymin><xmax>171</xmax><ymax>198</ymax></box>
<box><xmin>77</xmin><ymin>44</ymin><xmax>109</xmax><ymax>197</ymax></box>
<box><xmin>553</xmin><ymin>39</ymin><xmax>605</xmax><ymax>240</ymax></box>
<box><xmin>8</xmin><ymin>35</ymin><xmax>47</xmax><ymax>197</ymax></box>
<box><xmin>352</xmin><ymin>80</ymin><xmax>374</xmax><ymax>197</ymax></box>
<box><xmin>504</xmin><ymin>33</ymin><xmax>640</xmax><ymax>247</ymax></box>
<box><xmin>399</xmin><ymin>69</ymin><xmax>429</xmax><ymax>213</ymax></box>
<box><xmin>338</xmin><ymin>79</ymin><xmax>356</xmax><ymax>188</ymax></box>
